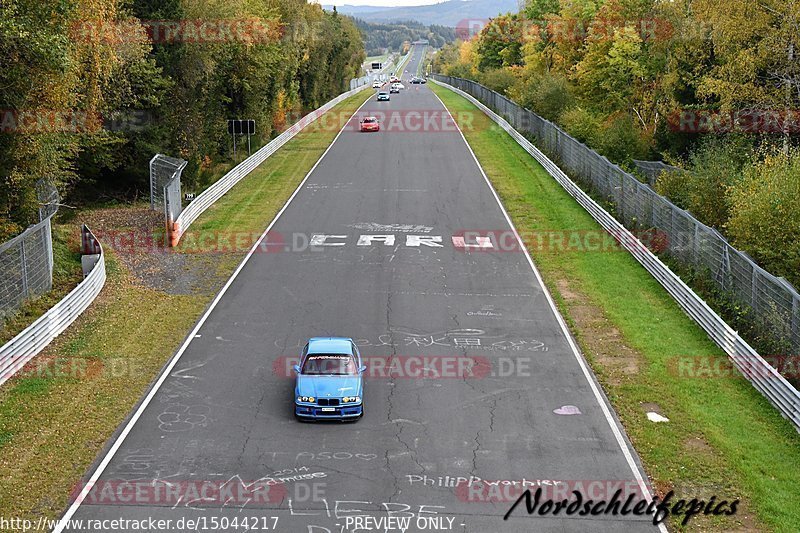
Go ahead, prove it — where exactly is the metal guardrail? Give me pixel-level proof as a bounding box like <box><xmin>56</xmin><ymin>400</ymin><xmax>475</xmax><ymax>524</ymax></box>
<box><xmin>171</xmin><ymin>50</ymin><xmax>412</xmax><ymax>245</ymax></box>
<box><xmin>432</xmin><ymin>76</ymin><xmax>800</xmax><ymax>431</ymax></box>
<box><xmin>434</xmin><ymin>77</ymin><xmax>800</xmax><ymax>361</ymax></box>
<box><xmin>0</xmin><ymin>225</ymin><xmax>106</xmax><ymax>386</ymax></box>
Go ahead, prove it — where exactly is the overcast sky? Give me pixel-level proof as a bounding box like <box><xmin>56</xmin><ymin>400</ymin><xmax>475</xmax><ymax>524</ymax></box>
<box><xmin>316</xmin><ymin>0</ymin><xmax>450</xmax><ymax>7</ymax></box>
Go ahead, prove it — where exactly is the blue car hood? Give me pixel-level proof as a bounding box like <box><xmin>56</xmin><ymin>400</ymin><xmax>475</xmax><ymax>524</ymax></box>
<box><xmin>296</xmin><ymin>375</ymin><xmax>362</xmax><ymax>398</ymax></box>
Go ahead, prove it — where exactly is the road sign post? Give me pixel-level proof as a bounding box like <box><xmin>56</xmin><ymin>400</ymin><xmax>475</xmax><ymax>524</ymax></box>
<box><xmin>228</xmin><ymin>119</ymin><xmax>256</xmax><ymax>161</ymax></box>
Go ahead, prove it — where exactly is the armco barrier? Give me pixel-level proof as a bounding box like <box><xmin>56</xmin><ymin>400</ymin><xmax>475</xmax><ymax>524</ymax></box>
<box><xmin>171</xmin><ymin>50</ymin><xmax>412</xmax><ymax>245</ymax></box>
<box><xmin>0</xmin><ymin>225</ymin><xmax>106</xmax><ymax>386</ymax></box>
<box><xmin>434</xmin><ymin>77</ymin><xmax>800</xmax><ymax>358</ymax></box>
<box><xmin>432</xmin><ymin>77</ymin><xmax>800</xmax><ymax>431</ymax></box>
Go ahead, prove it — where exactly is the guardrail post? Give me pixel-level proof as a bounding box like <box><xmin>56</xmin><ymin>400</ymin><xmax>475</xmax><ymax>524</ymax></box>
<box><xmin>43</xmin><ymin>222</ymin><xmax>54</xmax><ymax>286</ymax></box>
<box><xmin>792</xmin><ymin>296</ymin><xmax>799</xmax><ymax>353</ymax></box>
<box><xmin>19</xmin><ymin>237</ymin><xmax>28</xmax><ymax>298</ymax></box>
<box><xmin>432</xmin><ymin>76</ymin><xmax>800</xmax><ymax>430</ymax></box>
<box><xmin>752</xmin><ymin>268</ymin><xmax>759</xmax><ymax>312</ymax></box>
<box><xmin>720</xmin><ymin>244</ymin><xmax>730</xmax><ymax>291</ymax></box>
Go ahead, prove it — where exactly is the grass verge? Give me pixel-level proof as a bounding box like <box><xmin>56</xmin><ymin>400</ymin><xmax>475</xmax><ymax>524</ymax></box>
<box><xmin>430</xmin><ymin>82</ymin><xmax>800</xmax><ymax>532</ymax></box>
<box><xmin>0</xmin><ymin>226</ymin><xmax>84</xmax><ymax>346</ymax></box>
<box><xmin>0</xmin><ymin>88</ymin><xmax>371</xmax><ymax>523</ymax></box>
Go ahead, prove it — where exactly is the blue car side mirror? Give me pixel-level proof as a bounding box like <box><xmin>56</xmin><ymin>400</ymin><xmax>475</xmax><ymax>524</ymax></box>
<box><xmin>359</xmin><ymin>365</ymin><xmax>367</xmax><ymax>373</ymax></box>
<box><xmin>293</xmin><ymin>365</ymin><xmax>301</xmax><ymax>373</ymax></box>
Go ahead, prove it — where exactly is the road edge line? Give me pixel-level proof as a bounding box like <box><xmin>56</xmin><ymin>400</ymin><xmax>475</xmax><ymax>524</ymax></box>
<box><xmin>429</xmin><ymin>88</ymin><xmax>668</xmax><ymax>533</ymax></box>
<box><xmin>53</xmin><ymin>91</ymin><xmax>373</xmax><ymax>533</ymax></box>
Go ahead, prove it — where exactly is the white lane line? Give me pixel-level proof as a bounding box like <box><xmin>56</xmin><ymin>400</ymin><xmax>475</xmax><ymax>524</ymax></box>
<box><xmin>430</xmin><ymin>89</ymin><xmax>669</xmax><ymax>533</ymax></box>
<box><xmin>53</xmin><ymin>91</ymin><xmax>373</xmax><ymax>533</ymax></box>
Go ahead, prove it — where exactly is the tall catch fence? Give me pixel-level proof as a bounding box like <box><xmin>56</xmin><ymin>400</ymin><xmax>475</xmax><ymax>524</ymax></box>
<box><xmin>433</xmin><ymin>75</ymin><xmax>800</xmax><ymax>360</ymax></box>
<box><xmin>432</xmin><ymin>75</ymin><xmax>800</xmax><ymax>430</ymax></box>
<box><xmin>149</xmin><ymin>154</ymin><xmax>187</xmax><ymax>242</ymax></box>
<box><xmin>150</xmin><ymin>154</ymin><xmax>186</xmax><ymax>208</ymax></box>
<box><xmin>632</xmin><ymin>160</ymin><xmax>682</xmax><ymax>186</ymax></box>
<box><xmin>0</xmin><ymin>181</ymin><xmax>59</xmax><ymax>319</ymax></box>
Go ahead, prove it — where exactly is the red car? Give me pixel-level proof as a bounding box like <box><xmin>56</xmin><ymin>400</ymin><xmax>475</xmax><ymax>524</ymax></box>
<box><xmin>360</xmin><ymin>117</ymin><xmax>380</xmax><ymax>132</ymax></box>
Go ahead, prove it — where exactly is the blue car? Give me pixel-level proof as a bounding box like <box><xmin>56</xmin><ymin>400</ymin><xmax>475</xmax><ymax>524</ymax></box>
<box><xmin>294</xmin><ymin>337</ymin><xmax>365</xmax><ymax>421</ymax></box>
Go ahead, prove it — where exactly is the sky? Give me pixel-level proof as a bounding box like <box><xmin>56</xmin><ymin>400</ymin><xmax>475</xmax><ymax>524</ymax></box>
<box><xmin>315</xmin><ymin>0</ymin><xmax>451</xmax><ymax>7</ymax></box>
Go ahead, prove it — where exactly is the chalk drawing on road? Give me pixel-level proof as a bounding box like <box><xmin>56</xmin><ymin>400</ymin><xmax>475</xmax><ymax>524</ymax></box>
<box><xmin>157</xmin><ymin>404</ymin><xmax>210</xmax><ymax>432</ymax></box>
<box><xmin>347</xmin><ymin>223</ymin><xmax>433</xmax><ymax>233</ymax></box>
<box><xmin>305</xmin><ymin>182</ymin><xmax>354</xmax><ymax>190</ymax></box>
<box><xmin>275</xmin><ymin>328</ymin><xmax>548</xmax><ymax>351</ymax></box>
<box><xmin>261</xmin><ymin>451</ymin><xmax>378</xmax><ymax>462</ymax></box>
<box><xmin>553</xmin><ymin>405</ymin><xmax>582</xmax><ymax>415</ymax></box>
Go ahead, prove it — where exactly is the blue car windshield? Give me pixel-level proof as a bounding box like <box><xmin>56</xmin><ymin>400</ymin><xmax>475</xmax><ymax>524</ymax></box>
<box><xmin>302</xmin><ymin>354</ymin><xmax>357</xmax><ymax>375</ymax></box>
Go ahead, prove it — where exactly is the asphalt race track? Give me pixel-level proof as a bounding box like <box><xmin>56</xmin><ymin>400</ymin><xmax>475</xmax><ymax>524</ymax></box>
<box><xmin>60</xmin><ymin>46</ymin><xmax>660</xmax><ymax>532</ymax></box>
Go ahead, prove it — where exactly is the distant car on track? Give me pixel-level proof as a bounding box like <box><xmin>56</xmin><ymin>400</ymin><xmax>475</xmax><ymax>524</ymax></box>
<box><xmin>377</xmin><ymin>91</ymin><xmax>390</xmax><ymax>101</ymax></box>
<box><xmin>294</xmin><ymin>337</ymin><xmax>365</xmax><ymax>421</ymax></box>
<box><xmin>372</xmin><ymin>80</ymin><xmax>382</xmax><ymax>88</ymax></box>
<box><xmin>359</xmin><ymin>117</ymin><xmax>380</xmax><ymax>132</ymax></box>
<box><xmin>390</xmin><ymin>84</ymin><xmax>400</xmax><ymax>94</ymax></box>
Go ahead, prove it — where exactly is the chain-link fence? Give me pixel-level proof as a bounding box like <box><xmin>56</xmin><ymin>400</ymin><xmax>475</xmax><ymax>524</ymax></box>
<box><xmin>149</xmin><ymin>154</ymin><xmax>187</xmax><ymax>242</ymax></box>
<box><xmin>632</xmin><ymin>159</ymin><xmax>682</xmax><ymax>185</ymax></box>
<box><xmin>0</xmin><ymin>181</ymin><xmax>59</xmax><ymax>319</ymax></box>
<box><xmin>434</xmin><ymin>75</ymin><xmax>800</xmax><ymax>358</ymax></box>
<box><xmin>163</xmin><ymin>173</ymin><xmax>183</xmax><ymax>227</ymax></box>
<box><xmin>1</xmin><ymin>224</ymin><xmax>106</xmax><ymax>386</ymax></box>
<box><xmin>149</xmin><ymin>154</ymin><xmax>187</xmax><ymax>213</ymax></box>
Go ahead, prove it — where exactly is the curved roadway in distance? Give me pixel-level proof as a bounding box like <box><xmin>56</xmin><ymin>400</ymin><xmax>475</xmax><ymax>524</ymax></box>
<box><xmin>60</xmin><ymin>46</ymin><xmax>659</xmax><ymax>532</ymax></box>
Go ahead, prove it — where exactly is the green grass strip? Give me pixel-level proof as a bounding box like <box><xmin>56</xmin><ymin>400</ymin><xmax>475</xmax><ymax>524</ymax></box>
<box><xmin>0</xmin><ymin>89</ymin><xmax>372</xmax><ymax>523</ymax></box>
<box><xmin>430</xmin><ymin>82</ymin><xmax>800</xmax><ymax>532</ymax></box>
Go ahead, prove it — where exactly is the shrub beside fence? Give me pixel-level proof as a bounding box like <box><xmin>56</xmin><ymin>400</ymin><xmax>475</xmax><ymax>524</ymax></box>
<box><xmin>431</xmin><ymin>75</ymin><xmax>800</xmax><ymax>430</ymax></box>
<box><xmin>433</xmin><ymin>75</ymin><xmax>800</xmax><ymax>360</ymax></box>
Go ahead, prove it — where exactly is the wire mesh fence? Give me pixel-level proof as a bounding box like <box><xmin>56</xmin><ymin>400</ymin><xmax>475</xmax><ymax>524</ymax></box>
<box><xmin>0</xmin><ymin>181</ymin><xmax>59</xmax><ymax>319</ymax></box>
<box><xmin>632</xmin><ymin>159</ymin><xmax>682</xmax><ymax>185</ymax></box>
<box><xmin>149</xmin><ymin>154</ymin><xmax>187</xmax><ymax>243</ymax></box>
<box><xmin>163</xmin><ymin>173</ymin><xmax>183</xmax><ymax>227</ymax></box>
<box><xmin>434</xmin><ymin>74</ymin><xmax>800</xmax><ymax>358</ymax></box>
<box><xmin>149</xmin><ymin>154</ymin><xmax>187</xmax><ymax>213</ymax></box>
<box><xmin>0</xmin><ymin>225</ymin><xmax>107</xmax><ymax>386</ymax></box>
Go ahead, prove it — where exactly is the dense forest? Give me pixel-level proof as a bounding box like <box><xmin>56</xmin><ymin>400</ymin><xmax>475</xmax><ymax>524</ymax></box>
<box><xmin>0</xmin><ymin>0</ymin><xmax>364</xmax><ymax>239</ymax></box>
<box><xmin>355</xmin><ymin>19</ymin><xmax>454</xmax><ymax>55</ymax></box>
<box><xmin>433</xmin><ymin>0</ymin><xmax>800</xmax><ymax>288</ymax></box>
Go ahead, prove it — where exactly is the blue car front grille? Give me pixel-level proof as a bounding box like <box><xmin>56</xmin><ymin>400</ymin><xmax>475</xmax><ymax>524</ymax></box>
<box><xmin>317</xmin><ymin>398</ymin><xmax>340</xmax><ymax>406</ymax></box>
